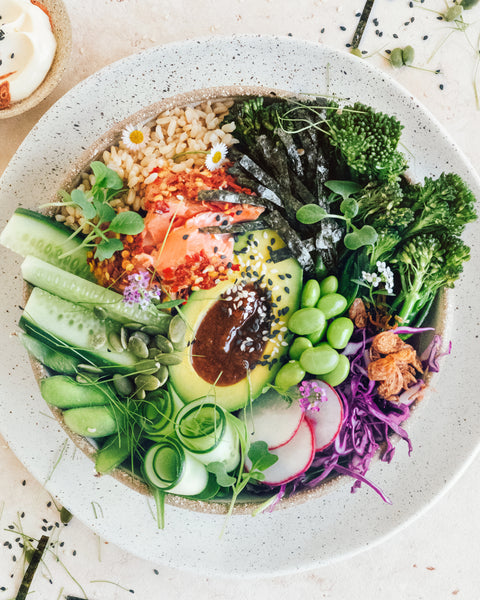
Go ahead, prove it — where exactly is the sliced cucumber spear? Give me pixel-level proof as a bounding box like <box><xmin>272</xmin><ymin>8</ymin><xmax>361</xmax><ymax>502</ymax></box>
<box><xmin>21</xmin><ymin>255</ymin><xmax>171</xmax><ymax>331</ymax></box>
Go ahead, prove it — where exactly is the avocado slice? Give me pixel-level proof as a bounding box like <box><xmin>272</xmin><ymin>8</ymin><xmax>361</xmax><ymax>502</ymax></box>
<box><xmin>168</xmin><ymin>229</ymin><xmax>302</xmax><ymax>411</ymax></box>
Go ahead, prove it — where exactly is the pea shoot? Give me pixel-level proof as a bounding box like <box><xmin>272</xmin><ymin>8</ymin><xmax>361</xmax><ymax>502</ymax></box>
<box><xmin>43</xmin><ymin>161</ymin><xmax>144</xmax><ymax>261</ymax></box>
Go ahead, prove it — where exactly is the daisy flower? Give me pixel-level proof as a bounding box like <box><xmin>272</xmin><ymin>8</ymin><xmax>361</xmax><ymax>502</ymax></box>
<box><xmin>205</xmin><ymin>142</ymin><xmax>228</xmax><ymax>171</ymax></box>
<box><xmin>122</xmin><ymin>124</ymin><xmax>150</xmax><ymax>151</ymax></box>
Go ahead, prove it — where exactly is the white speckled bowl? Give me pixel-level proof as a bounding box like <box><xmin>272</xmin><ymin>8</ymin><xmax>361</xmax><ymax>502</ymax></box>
<box><xmin>0</xmin><ymin>0</ymin><xmax>72</xmax><ymax>119</ymax></box>
<box><xmin>1</xmin><ymin>36</ymin><xmax>479</xmax><ymax>576</ymax></box>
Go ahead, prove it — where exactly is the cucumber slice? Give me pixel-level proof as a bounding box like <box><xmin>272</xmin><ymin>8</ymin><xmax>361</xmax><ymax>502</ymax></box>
<box><xmin>142</xmin><ymin>439</ymin><xmax>209</xmax><ymax>496</ymax></box>
<box><xmin>21</xmin><ymin>287</ymin><xmax>138</xmax><ymax>369</ymax></box>
<box><xmin>20</xmin><ymin>333</ymin><xmax>80</xmax><ymax>374</ymax></box>
<box><xmin>40</xmin><ymin>375</ymin><xmax>114</xmax><ymax>409</ymax></box>
<box><xmin>175</xmin><ymin>398</ymin><xmax>240</xmax><ymax>472</ymax></box>
<box><xmin>21</xmin><ymin>256</ymin><xmax>171</xmax><ymax>331</ymax></box>
<box><xmin>0</xmin><ymin>208</ymin><xmax>94</xmax><ymax>281</ymax></box>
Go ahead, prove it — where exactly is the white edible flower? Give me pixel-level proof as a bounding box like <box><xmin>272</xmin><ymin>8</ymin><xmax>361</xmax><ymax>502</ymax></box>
<box><xmin>376</xmin><ymin>261</ymin><xmax>387</xmax><ymax>273</ymax></box>
<box><xmin>122</xmin><ymin>124</ymin><xmax>150</xmax><ymax>151</ymax></box>
<box><xmin>370</xmin><ymin>273</ymin><xmax>382</xmax><ymax>287</ymax></box>
<box><xmin>205</xmin><ymin>142</ymin><xmax>228</xmax><ymax>171</ymax></box>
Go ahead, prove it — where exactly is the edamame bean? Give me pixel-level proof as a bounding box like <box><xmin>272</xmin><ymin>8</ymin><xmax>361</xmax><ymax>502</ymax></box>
<box><xmin>63</xmin><ymin>406</ymin><xmax>118</xmax><ymax>438</ymax></box>
<box><xmin>289</xmin><ymin>337</ymin><xmax>313</xmax><ymax>360</ymax></box>
<box><xmin>307</xmin><ymin>323</ymin><xmax>327</xmax><ymax>345</ymax></box>
<box><xmin>326</xmin><ymin>317</ymin><xmax>354</xmax><ymax>350</ymax></box>
<box><xmin>275</xmin><ymin>361</ymin><xmax>306</xmax><ymax>391</ymax></box>
<box><xmin>316</xmin><ymin>293</ymin><xmax>347</xmax><ymax>320</ymax></box>
<box><xmin>299</xmin><ymin>343</ymin><xmax>339</xmax><ymax>375</ymax></box>
<box><xmin>319</xmin><ymin>275</ymin><xmax>338</xmax><ymax>295</ymax></box>
<box><xmin>301</xmin><ymin>279</ymin><xmax>321</xmax><ymax>308</ymax></box>
<box><xmin>287</xmin><ymin>307</ymin><xmax>326</xmax><ymax>336</ymax></box>
<box><xmin>320</xmin><ymin>354</ymin><xmax>350</xmax><ymax>387</ymax></box>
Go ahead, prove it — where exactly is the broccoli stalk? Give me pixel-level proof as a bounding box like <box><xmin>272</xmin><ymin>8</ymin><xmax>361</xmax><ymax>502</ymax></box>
<box><xmin>390</xmin><ymin>234</ymin><xmax>470</xmax><ymax>325</ymax></box>
<box><xmin>326</xmin><ymin>102</ymin><xmax>408</xmax><ymax>183</ymax></box>
<box><xmin>403</xmin><ymin>173</ymin><xmax>477</xmax><ymax>238</ymax></box>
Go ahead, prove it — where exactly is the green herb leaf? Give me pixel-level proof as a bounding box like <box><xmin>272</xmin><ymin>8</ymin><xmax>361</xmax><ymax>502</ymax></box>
<box><xmin>340</xmin><ymin>197</ymin><xmax>359</xmax><ymax>219</ymax></box>
<box><xmin>71</xmin><ymin>189</ymin><xmax>96</xmax><ymax>220</ymax></box>
<box><xmin>344</xmin><ymin>225</ymin><xmax>378</xmax><ymax>250</ymax></box>
<box><xmin>324</xmin><ymin>180</ymin><xmax>362</xmax><ymax>200</ymax></box>
<box><xmin>206</xmin><ymin>462</ymin><xmax>236</xmax><ymax>487</ymax></box>
<box><xmin>91</xmin><ymin>161</ymin><xmax>123</xmax><ymax>190</ymax></box>
<box><xmin>109</xmin><ymin>211</ymin><xmax>145</xmax><ymax>235</ymax></box>
<box><xmin>95</xmin><ymin>237</ymin><xmax>124</xmax><ymax>260</ymax></box>
<box><xmin>247</xmin><ymin>440</ymin><xmax>278</xmax><ymax>474</ymax></box>
<box><xmin>93</xmin><ymin>199</ymin><xmax>116</xmax><ymax>223</ymax></box>
<box><xmin>296</xmin><ymin>204</ymin><xmax>328</xmax><ymax>224</ymax></box>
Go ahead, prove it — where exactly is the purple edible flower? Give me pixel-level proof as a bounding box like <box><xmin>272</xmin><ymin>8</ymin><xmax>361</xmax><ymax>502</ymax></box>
<box><xmin>298</xmin><ymin>379</ymin><xmax>327</xmax><ymax>412</ymax></box>
<box><xmin>123</xmin><ymin>270</ymin><xmax>162</xmax><ymax>310</ymax></box>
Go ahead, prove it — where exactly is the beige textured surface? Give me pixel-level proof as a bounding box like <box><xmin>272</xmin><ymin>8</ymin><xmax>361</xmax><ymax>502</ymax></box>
<box><xmin>1</xmin><ymin>0</ymin><xmax>480</xmax><ymax>598</ymax></box>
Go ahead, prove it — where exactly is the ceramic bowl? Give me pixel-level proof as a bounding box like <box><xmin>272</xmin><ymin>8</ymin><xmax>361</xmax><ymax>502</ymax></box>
<box><xmin>0</xmin><ymin>0</ymin><xmax>72</xmax><ymax>119</ymax></box>
<box><xmin>1</xmin><ymin>37</ymin><xmax>479</xmax><ymax>576</ymax></box>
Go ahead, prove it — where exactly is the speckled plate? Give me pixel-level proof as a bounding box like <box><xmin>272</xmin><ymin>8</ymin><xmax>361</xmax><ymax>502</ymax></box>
<box><xmin>1</xmin><ymin>36</ymin><xmax>480</xmax><ymax>577</ymax></box>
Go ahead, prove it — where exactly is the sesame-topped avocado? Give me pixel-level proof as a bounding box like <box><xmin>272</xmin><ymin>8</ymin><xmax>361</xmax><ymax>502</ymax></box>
<box><xmin>168</xmin><ymin>229</ymin><xmax>302</xmax><ymax>412</ymax></box>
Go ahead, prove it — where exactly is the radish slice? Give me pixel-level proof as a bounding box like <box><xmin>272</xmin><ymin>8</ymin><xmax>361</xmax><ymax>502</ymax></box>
<box><xmin>240</xmin><ymin>388</ymin><xmax>304</xmax><ymax>450</ymax></box>
<box><xmin>246</xmin><ymin>419</ymin><xmax>315</xmax><ymax>486</ymax></box>
<box><xmin>306</xmin><ymin>380</ymin><xmax>344</xmax><ymax>451</ymax></box>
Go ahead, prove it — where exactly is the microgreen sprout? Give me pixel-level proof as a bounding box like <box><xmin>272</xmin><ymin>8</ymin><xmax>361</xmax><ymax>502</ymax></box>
<box><xmin>42</xmin><ymin>161</ymin><xmax>144</xmax><ymax>261</ymax></box>
<box><xmin>296</xmin><ymin>180</ymin><xmax>378</xmax><ymax>251</ymax></box>
<box><xmin>298</xmin><ymin>380</ymin><xmax>327</xmax><ymax>412</ymax></box>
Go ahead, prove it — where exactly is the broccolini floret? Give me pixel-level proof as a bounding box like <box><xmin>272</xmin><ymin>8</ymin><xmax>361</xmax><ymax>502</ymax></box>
<box><xmin>390</xmin><ymin>233</ymin><xmax>470</xmax><ymax>325</ymax></box>
<box><xmin>403</xmin><ymin>172</ymin><xmax>477</xmax><ymax>238</ymax></box>
<box><xmin>326</xmin><ymin>103</ymin><xmax>408</xmax><ymax>183</ymax></box>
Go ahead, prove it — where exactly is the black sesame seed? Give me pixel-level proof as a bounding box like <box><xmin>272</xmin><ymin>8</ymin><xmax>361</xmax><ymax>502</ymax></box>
<box><xmin>320</xmin><ymin>27</ymin><xmax>325</xmax><ymax>33</ymax></box>
<box><xmin>0</xmin><ymin>29</ymin><xmax>5</xmax><ymax>41</ymax></box>
<box><xmin>346</xmin><ymin>43</ymin><xmax>351</xmax><ymax>48</ymax></box>
<box><xmin>340</xmin><ymin>25</ymin><xmax>346</xmax><ymax>31</ymax></box>
<box><xmin>409</xmin><ymin>0</ymin><xmax>413</xmax><ymax>6</ymax></box>
<box><xmin>10</xmin><ymin>52</ymin><xmax>14</xmax><ymax>59</ymax></box>
<box><xmin>22</xmin><ymin>480</ymin><xmax>26</xmax><ymax>486</ymax></box>
<box><xmin>373</xmin><ymin>18</ymin><xmax>379</xmax><ymax>26</ymax></box>
<box><xmin>235</xmin><ymin>210</ymin><xmax>242</xmax><ymax>215</ymax></box>
<box><xmin>393</xmin><ymin>33</ymin><xmax>399</xmax><ymax>38</ymax></box>
<box><xmin>439</xmin><ymin>84</ymin><xmax>444</xmax><ymax>90</ymax></box>
<box><xmin>220</xmin><ymin>255</ymin><xmax>226</xmax><ymax>260</ymax></box>
<box><xmin>423</xmin><ymin>35</ymin><xmax>428</xmax><ymax>40</ymax></box>
<box><xmin>213</xmin><ymin>246</ymin><xmax>218</xmax><ymax>253</ymax></box>
<box><xmin>215</xmin><ymin>215</ymin><xmax>221</xmax><ymax>221</ymax></box>
<box><xmin>284</xmin><ymin>286</ymin><xmax>290</xmax><ymax>293</ymax></box>
<box><xmin>278</xmin><ymin>274</ymin><xmax>285</xmax><ymax>280</ymax></box>
<box><xmin>0</xmin><ymin>60</ymin><xmax>2</xmax><ymax>66</ymax></box>
<box><xmin>73</xmin><ymin>549</ymin><xmax>77</xmax><ymax>556</ymax></box>
<box><xmin>12</xmin><ymin>556</ymin><xmax>16</xmax><ymax>562</ymax></box>
<box><xmin>221</xmin><ymin>219</ymin><xmax>228</xmax><ymax>226</ymax></box>
<box><xmin>47</xmin><ymin>501</ymin><xmax>52</xmax><ymax>507</ymax></box>
<box><xmin>41</xmin><ymin>526</ymin><xmax>47</xmax><ymax>532</ymax></box>
<box><xmin>20</xmin><ymin>512</ymin><xmax>25</xmax><ymax>518</ymax></box>
<box><xmin>182</xmin><ymin>234</ymin><xmax>189</xmax><ymax>240</ymax></box>
<box><xmin>355</xmin><ymin>12</ymin><xmax>361</xmax><ymax>17</ymax></box>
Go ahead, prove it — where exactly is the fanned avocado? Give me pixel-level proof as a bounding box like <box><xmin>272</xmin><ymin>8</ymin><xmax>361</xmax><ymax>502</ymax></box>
<box><xmin>168</xmin><ymin>229</ymin><xmax>302</xmax><ymax>411</ymax></box>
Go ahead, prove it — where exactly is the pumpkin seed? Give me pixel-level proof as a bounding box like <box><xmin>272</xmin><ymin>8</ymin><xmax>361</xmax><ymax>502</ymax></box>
<box><xmin>154</xmin><ymin>365</ymin><xmax>169</xmax><ymax>387</ymax></box>
<box><xmin>127</xmin><ymin>336</ymin><xmax>149</xmax><ymax>359</ymax></box>
<box><xmin>135</xmin><ymin>388</ymin><xmax>146</xmax><ymax>400</ymax></box>
<box><xmin>130</xmin><ymin>330</ymin><xmax>150</xmax><ymax>345</ymax></box>
<box><xmin>168</xmin><ymin>315</ymin><xmax>187</xmax><ymax>345</ymax></box>
<box><xmin>120</xmin><ymin>327</ymin><xmax>129</xmax><ymax>350</ymax></box>
<box><xmin>148</xmin><ymin>348</ymin><xmax>163</xmax><ymax>360</ymax></box>
<box><xmin>93</xmin><ymin>306</ymin><xmax>108</xmax><ymax>320</ymax></box>
<box><xmin>155</xmin><ymin>352</ymin><xmax>183</xmax><ymax>366</ymax></box>
<box><xmin>135</xmin><ymin>374</ymin><xmax>161</xmax><ymax>391</ymax></box>
<box><xmin>155</xmin><ymin>335</ymin><xmax>174</xmax><ymax>353</ymax></box>
<box><xmin>77</xmin><ymin>363</ymin><xmax>103</xmax><ymax>374</ymax></box>
<box><xmin>135</xmin><ymin>359</ymin><xmax>161</xmax><ymax>375</ymax></box>
<box><xmin>108</xmin><ymin>331</ymin><xmax>125</xmax><ymax>353</ymax></box>
<box><xmin>141</xmin><ymin>322</ymin><xmax>171</xmax><ymax>336</ymax></box>
<box><xmin>124</xmin><ymin>322</ymin><xmax>142</xmax><ymax>331</ymax></box>
<box><xmin>113</xmin><ymin>373</ymin><xmax>134</xmax><ymax>397</ymax></box>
